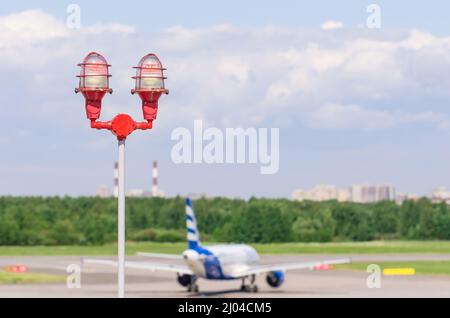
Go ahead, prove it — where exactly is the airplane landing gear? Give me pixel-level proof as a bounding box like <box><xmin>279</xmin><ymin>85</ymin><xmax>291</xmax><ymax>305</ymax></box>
<box><xmin>187</xmin><ymin>284</ymin><xmax>199</xmax><ymax>292</ymax></box>
<box><xmin>240</xmin><ymin>274</ymin><xmax>258</xmax><ymax>293</ymax></box>
<box><xmin>187</xmin><ymin>276</ymin><xmax>199</xmax><ymax>292</ymax></box>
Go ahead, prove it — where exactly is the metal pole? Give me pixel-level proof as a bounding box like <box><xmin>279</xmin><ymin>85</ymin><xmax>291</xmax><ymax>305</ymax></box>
<box><xmin>117</xmin><ymin>139</ymin><xmax>126</xmax><ymax>298</ymax></box>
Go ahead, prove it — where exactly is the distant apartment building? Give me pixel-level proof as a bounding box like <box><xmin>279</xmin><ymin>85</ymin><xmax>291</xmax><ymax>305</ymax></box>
<box><xmin>95</xmin><ymin>185</ymin><xmax>109</xmax><ymax>198</ymax></box>
<box><xmin>378</xmin><ymin>185</ymin><xmax>396</xmax><ymax>201</ymax></box>
<box><xmin>350</xmin><ymin>184</ymin><xmax>364</xmax><ymax>203</ymax></box>
<box><xmin>126</xmin><ymin>189</ymin><xmax>148</xmax><ymax>198</ymax></box>
<box><xmin>292</xmin><ymin>189</ymin><xmax>305</xmax><ymax>201</ymax></box>
<box><xmin>431</xmin><ymin>187</ymin><xmax>450</xmax><ymax>204</ymax></box>
<box><xmin>126</xmin><ymin>188</ymin><xmax>165</xmax><ymax>198</ymax></box>
<box><xmin>292</xmin><ymin>184</ymin><xmax>338</xmax><ymax>202</ymax></box>
<box><xmin>337</xmin><ymin>189</ymin><xmax>351</xmax><ymax>202</ymax></box>
<box><xmin>294</xmin><ymin>184</ymin><xmax>396</xmax><ymax>203</ymax></box>
<box><xmin>395</xmin><ymin>192</ymin><xmax>419</xmax><ymax>204</ymax></box>
<box><xmin>363</xmin><ymin>185</ymin><xmax>378</xmax><ymax>203</ymax></box>
<box><xmin>352</xmin><ymin>184</ymin><xmax>395</xmax><ymax>203</ymax></box>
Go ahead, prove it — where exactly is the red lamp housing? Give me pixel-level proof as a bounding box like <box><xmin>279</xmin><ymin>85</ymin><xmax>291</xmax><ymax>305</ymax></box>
<box><xmin>131</xmin><ymin>53</ymin><xmax>168</xmax><ymax>122</ymax></box>
<box><xmin>75</xmin><ymin>52</ymin><xmax>112</xmax><ymax>120</ymax></box>
<box><xmin>75</xmin><ymin>52</ymin><xmax>168</xmax><ymax>141</ymax></box>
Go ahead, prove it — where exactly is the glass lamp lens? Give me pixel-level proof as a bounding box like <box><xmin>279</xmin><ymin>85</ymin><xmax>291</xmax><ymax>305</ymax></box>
<box><xmin>80</xmin><ymin>53</ymin><xmax>108</xmax><ymax>89</ymax></box>
<box><xmin>83</xmin><ymin>75</ymin><xmax>107</xmax><ymax>88</ymax></box>
<box><xmin>139</xmin><ymin>77</ymin><xmax>163</xmax><ymax>89</ymax></box>
<box><xmin>136</xmin><ymin>55</ymin><xmax>164</xmax><ymax>90</ymax></box>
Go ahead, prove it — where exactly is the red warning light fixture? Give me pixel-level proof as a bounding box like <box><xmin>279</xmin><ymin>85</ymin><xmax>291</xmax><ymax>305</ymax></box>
<box><xmin>75</xmin><ymin>52</ymin><xmax>168</xmax><ymax>140</ymax></box>
<box><xmin>131</xmin><ymin>53</ymin><xmax>169</xmax><ymax>122</ymax></box>
<box><xmin>75</xmin><ymin>52</ymin><xmax>112</xmax><ymax>120</ymax></box>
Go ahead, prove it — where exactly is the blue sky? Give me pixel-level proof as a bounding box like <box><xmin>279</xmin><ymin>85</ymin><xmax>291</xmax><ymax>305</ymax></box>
<box><xmin>2</xmin><ymin>0</ymin><xmax>450</xmax><ymax>35</ymax></box>
<box><xmin>1</xmin><ymin>1</ymin><xmax>450</xmax><ymax>198</ymax></box>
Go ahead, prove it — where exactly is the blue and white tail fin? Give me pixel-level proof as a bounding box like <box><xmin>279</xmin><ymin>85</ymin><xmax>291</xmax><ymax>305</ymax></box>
<box><xmin>185</xmin><ymin>197</ymin><xmax>201</xmax><ymax>249</ymax></box>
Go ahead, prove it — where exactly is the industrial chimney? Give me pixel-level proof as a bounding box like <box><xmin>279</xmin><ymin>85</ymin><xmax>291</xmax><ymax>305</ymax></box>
<box><xmin>152</xmin><ymin>161</ymin><xmax>158</xmax><ymax>197</ymax></box>
<box><xmin>113</xmin><ymin>161</ymin><xmax>119</xmax><ymax>198</ymax></box>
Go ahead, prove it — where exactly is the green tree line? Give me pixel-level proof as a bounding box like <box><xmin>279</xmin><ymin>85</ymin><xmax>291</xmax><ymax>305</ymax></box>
<box><xmin>0</xmin><ymin>196</ymin><xmax>449</xmax><ymax>245</ymax></box>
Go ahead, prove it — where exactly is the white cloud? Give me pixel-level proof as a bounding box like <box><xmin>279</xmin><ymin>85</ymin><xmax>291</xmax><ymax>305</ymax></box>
<box><xmin>321</xmin><ymin>20</ymin><xmax>343</xmax><ymax>30</ymax></box>
<box><xmin>308</xmin><ymin>103</ymin><xmax>395</xmax><ymax>130</ymax></box>
<box><xmin>307</xmin><ymin>105</ymin><xmax>450</xmax><ymax>131</ymax></box>
<box><xmin>400</xmin><ymin>111</ymin><xmax>447</xmax><ymax>124</ymax></box>
<box><xmin>0</xmin><ymin>9</ymin><xmax>67</xmax><ymax>48</ymax></box>
<box><xmin>82</xmin><ymin>23</ymin><xmax>136</xmax><ymax>35</ymax></box>
<box><xmin>157</xmin><ymin>24</ymin><xmax>237</xmax><ymax>50</ymax></box>
<box><xmin>2</xmin><ymin>10</ymin><xmax>450</xmax><ymax>132</ymax></box>
<box><xmin>0</xmin><ymin>9</ymin><xmax>135</xmax><ymax>49</ymax></box>
<box><xmin>217</xmin><ymin>58</ymin><xmax>250</xmax><ymax>84</ymax></box>
<box><xmin>400</xmin><ymin>29</ymin><xmax>437</xmax><ymax>50</ymax></box>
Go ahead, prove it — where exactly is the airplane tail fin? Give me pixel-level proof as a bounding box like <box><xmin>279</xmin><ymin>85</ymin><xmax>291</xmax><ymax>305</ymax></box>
<box><xmin>185</xmin><ymin>197</ymin><xmax>200</xmax><ymax>249</ymax></box>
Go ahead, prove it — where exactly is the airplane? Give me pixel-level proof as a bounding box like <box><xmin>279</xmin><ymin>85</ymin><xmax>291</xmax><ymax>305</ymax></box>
<box><xmin>85</xmin><ymin>197</ymin><xmax>351</xmax><ymax>293</ymax></box>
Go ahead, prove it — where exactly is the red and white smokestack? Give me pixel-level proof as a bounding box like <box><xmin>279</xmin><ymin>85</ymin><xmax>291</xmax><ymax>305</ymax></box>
<box><xmin>113</xmin><ymin>161</ymin><xmax>119</xmax><ymax>198</ymax></box>
<box><xmin>152</xmin><ymin>161</ymin><xmax>158</xmax><ymax>197</ymax></box>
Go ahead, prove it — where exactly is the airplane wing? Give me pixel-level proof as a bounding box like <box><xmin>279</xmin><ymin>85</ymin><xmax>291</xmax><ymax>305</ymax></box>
<box><xmin>235</xmin><ymin>258</ymin><xmax>351</xmax><ymax>277</ymax></box>
<box><xmin>136</xmin><ymin>252</ymin><xmax>183</xmax><ymax>260</ymax></box>
<box><xmin>83</xmin><ymin>258</ymin><xmax>193</xmax><ymax>275</ymax></box>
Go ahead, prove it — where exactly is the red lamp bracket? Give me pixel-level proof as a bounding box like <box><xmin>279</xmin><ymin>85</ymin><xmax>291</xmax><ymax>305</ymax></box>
<box><xmin>90</xmin><ymin>114</ymin><xmax>153</xmax><ymax>140</ymax></box>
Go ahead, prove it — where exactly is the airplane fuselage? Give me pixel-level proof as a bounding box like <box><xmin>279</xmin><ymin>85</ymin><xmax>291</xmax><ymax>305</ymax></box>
<box><xmin>182</xmin><ymin>244</ymin><xmax>259</xmax><ymax>280</ymax></box>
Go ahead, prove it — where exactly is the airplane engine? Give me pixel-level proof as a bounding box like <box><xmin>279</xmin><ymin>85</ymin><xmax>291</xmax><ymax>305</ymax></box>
<box><xmin>266</xmin><ymin>271</ymin><xmax>285</xmax><ymax>287</ymax></box>
<box><xmin>177</xmin><ymin>274</ymin><xmax>193</xmax><ymax>287</ymax></box>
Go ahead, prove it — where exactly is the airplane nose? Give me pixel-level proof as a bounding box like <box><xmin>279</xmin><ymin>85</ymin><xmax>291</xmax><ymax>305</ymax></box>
<box><xmin>182</xmin><ymin>250</ymin><xmax>199</xmax><ymax>261</ymax></box>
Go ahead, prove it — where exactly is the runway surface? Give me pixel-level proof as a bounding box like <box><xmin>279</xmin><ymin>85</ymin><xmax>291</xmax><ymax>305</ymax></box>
<box><xmin>0</xmin><ymin>255</ymin><xmax>449</xmax><ymax>298</ymax></box>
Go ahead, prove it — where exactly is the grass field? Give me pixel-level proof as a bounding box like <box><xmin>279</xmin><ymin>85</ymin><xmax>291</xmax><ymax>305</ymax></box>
<box><xmin>337</xmin><ymin>261</ymin><xmax>450</xmax><ymax>276</ymax></box>
<box><xmin>0</xmin><ymin>271</ymin><xmax>64</xmax><ymax>284</ymax></box>
<box><xmin>0</xmin><ymin>240</ymin><xmax>449</xmax><ymax>256</ymax></box>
